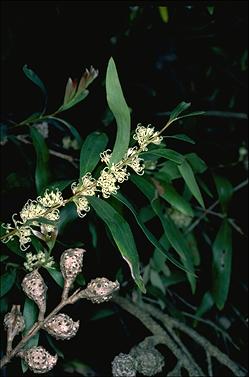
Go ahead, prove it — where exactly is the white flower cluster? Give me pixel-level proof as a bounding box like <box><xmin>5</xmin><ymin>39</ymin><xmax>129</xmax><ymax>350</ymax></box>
<box><xmin>2</xmin><ymin>189</ymin><xmax>64</xmax><ymax>251</ymax></box>
<box><xmin>71</xmin><ymin>173</ymin><xmax>97</xmax><ymax>217</ymax></box>
<box><xmin>24</xmin><ymin>251</ymin><xmax>55</xmax><ymax>272</ymax></box>
<box><xmin>2</xmin><ymin>124</ymin><xmax>163</xmax><ymax>249</ymax></box>
<box><xmin>133</xmin><ymin>124</ymin><xmax>163</xmax><ymax>151</ymax></box>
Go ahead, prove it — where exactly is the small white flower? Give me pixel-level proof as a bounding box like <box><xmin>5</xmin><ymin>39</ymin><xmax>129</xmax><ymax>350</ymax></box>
<box><xmin>100</xmin><ymin>149</ymin><xmax>112</xmax><ymax>165</ymax></box>
<box><xmin>18</xmin><ymin>226</ymin><xmax>32</xmax><ymax>251</ymax></box>
<box><xmin>73</xmin><ymin>197</ymin><xmax>90</xmax><ymax>218</ymax></box>
<box><xmin>37</xmin><ymin>189</ymin><xmax>64</xmax><ymax>208</ymax></box>
<box><xmin>97</xmin><ymin>169</ymin><xmax>119</xmax><ymax>198</ymax></box>
<box><xmin>109</xmin><ymin>164</ymin><xmax>130</xmax><ymax>183</ymax></box>
<box><xmin>133</xmin><ymin>124</ymin><xmax>163</xmax><ymax>151</ymax></box>
<box><xmin>71</xmin><ymin>173</ymin><xmax>96</xmax><ymax>196</ymax></box>
<box><xmin>20</xmin><ymin>200</ymin><xmax>46</xmax><ymax>223</ymax></box>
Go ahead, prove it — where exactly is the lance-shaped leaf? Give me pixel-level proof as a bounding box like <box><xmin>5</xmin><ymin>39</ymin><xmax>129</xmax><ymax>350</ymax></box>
<box><xmin>22</xmin><ymin>298</ymin><xmax>40</xmax><ymax>372</ymax></box>
<box><xmin>106</xmin><ymin>58</ymin><xmax>131</xmax><ymax>165</ymax></box>
<box><xmin>152</xmin><ymin>199</ymin><xmax>196</xmax><ymax>293</ymax></box>
<box><xmin>114</xmin><ymin>192</ymin><xmax>187</xmax><ymax>271</ymax></box>
<box><xmin>23</xmin><ymin>65</ymin><xmax>47</xmax><ymax>114</ymax></box>
<box><xmin>30</xmin><ymin>127</ymin><xmax>51</xmax><ymax>195</ymax></box>
<box><xmin>212</xmin><ymin>220</ymin><xmax>232</xmax><ymax>310</ymax></box>
<box><xmin>178</xmin><ymin>159</ymin><xmax>205</xmax><ymax>208</ymax></box>
<box><xmin>80</xmin><ymin>132</ymin><xmax>108</xmax><ymax>178</ymax></box>
<box><xmin>213</xmin><ymin>174</ymin><xmax>233</xmax><ymax>213</ymax></box>
<box><xmin>142</xmin><ymin>148</ymin><xmax>184</xmax><ymax>164</ymax></box>
<box><xmin>88</xmin><ymin>196</ymin><xmax>145</xmax><ymax>293</ymax></box>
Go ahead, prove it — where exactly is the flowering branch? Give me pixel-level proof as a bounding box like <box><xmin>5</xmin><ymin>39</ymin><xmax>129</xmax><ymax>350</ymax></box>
<box><xmin>0</xmin><ymin>124</ymin><xmax>163</xmax><ymax>252</ymax></box>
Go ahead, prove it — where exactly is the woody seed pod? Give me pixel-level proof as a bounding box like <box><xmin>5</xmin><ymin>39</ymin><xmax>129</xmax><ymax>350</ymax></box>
<box><xmin>83</xmin><ymin>277</ymin><xmax>120</xmax><ymax>304</ymax></box>
<box><xmin>60</xmin><ymin>248</ymin><xmax>85</xmax><ymax>299</ymax></box>
<box><xmin>21</xmin><ymin>270</ymin><xmax>47</xmax><ymax>320</ymax></box>
<box><xmin>4</xmin><ymin>305</ymin><xmax>25</xmax><ymax>350</ymax></box>
<box><xmin>43</xmin><ymin>313</ymin><xmax>79</xmax><ymax>340</ymax></box>
<box><xmin>19</xmin><ymin>346</ymin><xmax>57</xmax><ymax>374</ymax></box>
<box><xmin>112</xmin><ymin>353</ymin><xmax>137</xmax><ymax>377</ymax></box>
<box><xmin>130</xmin><ymin>347</ymin><xmax>165</xmax><ymax>376</ymax></box>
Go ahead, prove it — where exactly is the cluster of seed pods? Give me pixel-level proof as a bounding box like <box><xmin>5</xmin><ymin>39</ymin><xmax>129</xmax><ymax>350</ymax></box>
<box><xmin>3</xmin><ymin>248</ymin><xmax>119</xmax><ymax>373</ymax></box>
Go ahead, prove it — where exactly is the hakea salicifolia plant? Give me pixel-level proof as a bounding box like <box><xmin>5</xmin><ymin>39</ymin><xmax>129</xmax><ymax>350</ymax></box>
<box><xmin>1</xmin><ymin>124</ymin><xmax>163</xmax><ymax>250</ymax></box>
<box><xmin>1</xmin><ymin>248</ymin><xmax>120</xmax><ymax>373</ymax></box>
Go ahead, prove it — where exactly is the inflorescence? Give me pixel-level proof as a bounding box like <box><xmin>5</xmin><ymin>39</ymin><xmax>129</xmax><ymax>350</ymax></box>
<box><xmin>1</xmin><ymin>124</ymin><xmax>163</xmax><ymax>251</ymax></box>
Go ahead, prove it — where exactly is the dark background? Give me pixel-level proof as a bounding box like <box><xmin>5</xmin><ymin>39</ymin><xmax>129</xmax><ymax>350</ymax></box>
<box><xmin>1</xmin><ymin>1</ymin><xmax>248</xmax><ymax>376</ymax></box>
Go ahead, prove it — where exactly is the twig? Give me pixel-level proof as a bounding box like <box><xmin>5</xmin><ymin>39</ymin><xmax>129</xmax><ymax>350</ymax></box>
<box><xmin>194</xmin><ymin>206</ymin><xmax>245</xmax><ymax>235</ymax></box>
<box><xmin>182</xmin><ymin>312</ymin><xmax>240</xmax><ymax>350</ymax></box>
<box><xmin>16</xmin><ymin>134</ymin><xmax>78</xmax><ymax>168</ymax></box>
<box><xmin>142</xmin><ymin>303</ymin><xmax>246</xmax><ymax>376</ymax></box>
<box><xmin>156</xmin><ymin>110</ymin><xmax>248</xmax><ymax>120</ymax></box>
<box><xmin>186</xmin><ymin>178</ymin><xmax>248</xmax><ymax>234</ymax></box>
<box><xmin>206</xmin><ymin>351</ymin><xmax>213</xmax><ymax>377</ymax></box>
<box><xmin>113</xmin><ymin>296</ymin><xmax>205</xmax><ymax>376</ymax></box>
<box><xmin>0</xmin><ymin>289</ymin><xmax>80</xmax><ymax>369</ymax></box>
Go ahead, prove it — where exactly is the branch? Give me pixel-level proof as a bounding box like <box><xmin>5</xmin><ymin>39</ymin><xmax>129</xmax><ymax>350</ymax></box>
<box><xmin>142</xmin><ymin>302</ymin><xmax>246</xmax><ymax>377</ymax></box>
<box><xmin>186</xmin><ymin>178</ymin><xmax>248</xmax><ymax>234</ymax></box>
<box><xmin>0</xmin><ymin>289</ymin><xmax>79</xmax><ymax>369</ymax></box>
<box><xmin>112</xmin><ymin>296</ymin><xmax>205</xmax><ymax>376</ymax></box>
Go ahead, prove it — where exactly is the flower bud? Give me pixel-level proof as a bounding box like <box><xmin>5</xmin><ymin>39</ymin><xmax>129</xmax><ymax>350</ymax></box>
<box><xmin>21</xmin><ymin>270</ymin><xmax>47</xmax><ymax>320</ymax></box>
<box><xmin>4</xmin><ymin>305</ymin><xmax>25</xmax><ymax>342</ymax></box>
<box><xmin>130</xmin><ymin>347</ymin><xmax>164</xmax><ymax>376</ymax></box>
<box><xmin>112</xmin><ymin>353</ymin><xmax>137</xmax><ymax>377</ymax></box>
<box><xmin>19</xmin><ymin>346</ymin><xmax>57</xmax><ymax>374</ymax></box>
<box><xmin>83</xmin><ymin>277</ymin><xmax>120</xmax><ymax>304</ymax></box>
<box><xmin>43</xmin><ymin>313</ymin><xmax>79</xmax><ymax>340</ymax></box>
<box><xmin>60</xmin><ymin>248</ymin><xmax>85</xmax><ymax>298</ymax></box>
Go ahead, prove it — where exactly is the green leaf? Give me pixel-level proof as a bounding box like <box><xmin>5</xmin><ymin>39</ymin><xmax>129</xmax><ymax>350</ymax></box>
<box><xmin>212</xmin><ymin>220</ymin><xmax>232</xmax><ymax>310</ymax></box>
<box><xmin>130</xmin><ymin>174</ymin><xmax>155</xmax><ymax>201</ymax></box>
<box><xmin>150</xmin><ymin>269</ymin><xmax>165</xmax><ymax>293</ymax></box>
<box><xmin>152</xmin><ymin>234</ymin><xmax>171</xmax><ymax>277</ymax></box>
<box><xmin>195</xmin><ymin>291</ymin><xmax>214</xmax><ymax>325</ymax></box>
<box><xmin>22</xmin><ymin>298</ymin><xmax>39</xmax><ymax>372</ymax></box>
<box><xmin>157</xmin><ymin>162</ymin><xmax>182</xmax><ymax>181</ymax></box>
<box><xmin>114</xmin><ymin>193</ymin><xmax>186</xmax><ymax>271</ymax></box>
<box><xmin>197</xmin><ymin>177</ymin><xmax>214</xmax><ymax>198</ymax></box>
<box><xmin>47</xmin><ymin>179</ymin><xmax>74</xmax><ymax>192</ymax></box>
<box><xmin>80</xmin><ymin>132</ymin><xmax>108</xmax><ymax>178</ymax></box>
<box><xmin>161</xmin><ymin>271</ymin><xmax>186</xmax><ymax>288</ymax></box>
<box><xmin>47</xmin><ymin>116</ymin><xmax>82</xmax><ymax>147</ymax></box>
<box><xmin>0</xmin><ymin>269</ymin><xmax>16</xmax><ymax>297</ymax></box>
<box><xmin>178</xmin><ymin>159</ymin><xmax>205</xmax><ymax>208</ymax></box>
<box><xmin>159</xmin><ymin>182</ymin><xmax>194</xmax><ymax>217</ymax></box>
<box><xmin>213</xmin><ymin>175</ymin><xmax>233</xmax><ymax>213</ymax></box>
<box><xmin>186</xmin><ymin>153</ymin><xmax>208</xmax><ymax>174</ymax></box>
<box><xmin>46</xmin><ymin>334</ymin><xmax>64</xmax><ymax>358</ymax></box>
<box><xmin>165</xmin><ymin>134</ymin><xmax>195</xmax><ymax>144</ymax></box>
<box><xmin>23</xmin><ymin>65</ymin><xmax>47</xmax><ymax>114</ymax></box>
<box><xmin>152</xmin><ymin>199</ymin><xmax>196</xmax><ymax>293</ymax></box>
<box><xmin>169</xmin><ymin>102</ymin><xmax>191</xmax><ymax>122</ymax></box>
<box><xmin>185</xmin><ymin>232</ymin><xmax>200</xmax><ymax>266</ymax></box>
<box><xmin>106</xmin><ymin>58</ymin><xmax>131</xmax><ymax>164</ymax></box>
<box><xmin>46</xmin><ymin>268</ymin><xmax>64</xmax><ymax>288</ymax></box>
<box><xmin>90</xmin><ymin>308</ymin><xmax>116</xmax><ymax>321</ymax></box>
<box><xmin>158</xmin><ymin>6</ymin><xmax>169</xmax><ymax>23</ymax></box>
<box><xmin>88</xmin><ymin>196</ymin><xmax>145</xmax><ymax>293</ymax></box>
<box><xmin>142</xmin><ymin>148</ymin><xmax>184</xmax><ymax>164</ymax></box>
<box><xmin>30</xmin><ymin>127</ymin><xmax>51</xmax><ymax>195</ymax></box>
